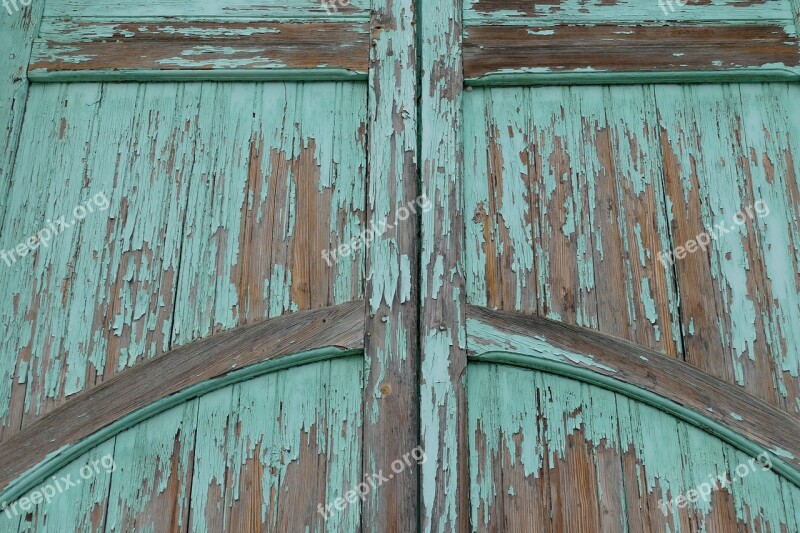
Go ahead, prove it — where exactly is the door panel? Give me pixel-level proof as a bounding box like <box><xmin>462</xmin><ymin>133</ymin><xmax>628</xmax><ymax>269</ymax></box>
<box><xmin>468</xmin><ymin>363</ymin><xmax>800</xmax><ymax>532</ymax></box>
<box><xmin>0</xmin><ymin>81</ymin><xmax>366</xmax><ymax>440</ymax></box>
<box><xmin>9</xmin><ymin>356</ymin><xmax>363</xmax><ymax>532</ymax></box>
<box><xmin>464</xmin><ymin>83</ymin><xmax>800</xmax><ymax>414</ymax></box>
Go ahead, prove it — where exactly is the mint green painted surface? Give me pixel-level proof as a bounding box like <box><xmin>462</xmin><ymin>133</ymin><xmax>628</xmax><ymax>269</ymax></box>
<box><xmin>468</xmin><ymin>362</ymin><xmax>800</xmax><ymax>532</ymax></box>
<box><xmin>11</xmin><ymin>356</ymin><xmax>364</xmax><ymax>532</ymax></box>
<box><xmin>464</xmin><ymin>85</ymin><xmax>679</xmax><ymax>350</ymax></box>
<box><xmin>655</xmin><ymin>83</ymin><xmax>800</xmax><ymax>410</ymax></box>
<box><xmin>45</xmin><ymin>0</ymin><xmax>369</xmax><ymax>19</ymax></box>
<box><xmin>418</xmin><ymin>0</ymin><xmax>467</xmax><ymax>529</ymax></box>
<box><xmin>28</xmin><ymin>69</ymin><xmax>368</xmax><ymax>83</ymax></box>
<box><xmin>464</xmin><ymin>83</ymin><xmax>800</xmax><ymax>411</ymax></box>
<box><xmin>464</xmin><ymin>0</ymin><xmax>795</xmax><ymax>25</ymax></box>
<box><xmin>0</xmin><ymin>81</ymin><xmax>366</xmax><ymax>436</ymax></box>
<box><xmin>0</xmin><ymin>3</ymin><xmax>45</xmax><ymax>248</ymax></box>
<box><xmin>465</xmin><ymin>69</ymin><xmax>800</xmax><ymax>87</ymax></box>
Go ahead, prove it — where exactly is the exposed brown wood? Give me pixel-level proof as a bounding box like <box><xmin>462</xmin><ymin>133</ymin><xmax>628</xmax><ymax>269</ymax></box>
<box><xmin>419</xmin><ymin>0</ymin><xmax>469</xmax><ymax>528</ymax></box>
<box><xmin>29</xmin><ymin>20</ymin><xmax>370</xmax><ymax>76</ymax></box>
<box><xmin>0</xmin><ymin>0</ymin><xmax>47</xmax><ymax>445</ymax></box>
<box><xmin>361</xmin><ymin>0</ymin><xmax>420</xmax><ymax>527</ymax></box>
<box><xmin>467</xmin><ymin>305</ymin><xmax>800</xmax><ymax>472</ymax></box>
<box><xmin>0</xmin><ymin>301</ymin><xmax>364</xmax><ymax>492</ymax></box>
<box><xmin>463</xmin><ymin>24</ymin><xmax>799</xmax><ymax>79</ymax></box>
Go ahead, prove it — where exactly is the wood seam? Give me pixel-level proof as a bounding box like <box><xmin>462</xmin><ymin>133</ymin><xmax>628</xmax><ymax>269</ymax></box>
<box><xmin>466</xmin><ymin>305</ymin><xmax>800</xmax><ymax>476</ymax></box>
<box><xmin>0</xmin><ymin>301</ymin><xmax>365</xmax><ymax>496</ymax></box>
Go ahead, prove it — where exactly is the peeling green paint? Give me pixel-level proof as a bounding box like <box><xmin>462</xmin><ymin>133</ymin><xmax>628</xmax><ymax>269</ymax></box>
<box><xmin>4</xmin><ymin>352</ymin><xmax>363</xmax><ymax>532</ymax></box>
<box><xmin>468</xmin><ymin>361</ymin><xmax>800</xmax><ymax>532</ymax></box>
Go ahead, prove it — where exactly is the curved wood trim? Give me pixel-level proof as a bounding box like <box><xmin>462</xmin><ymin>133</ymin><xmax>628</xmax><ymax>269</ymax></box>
<box><xmin>0</xmin><ymin>301</ymin><xmax>364</xmax><ymax>496</ymax></box>
<box><xmin>466</xmin><ymin>305</ymin><xmax>800</xmax><ymax>479</ymax></box>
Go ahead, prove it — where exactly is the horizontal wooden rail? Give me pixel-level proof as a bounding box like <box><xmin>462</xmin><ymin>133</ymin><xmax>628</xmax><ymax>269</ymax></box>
<box><xmin>464</xmin><ymin>23</ymin><xmax>800</xmax><ymax>83</ymax></box>
<box><xmin>29</xmin><ymin>19</ymin><xmax>370</xmax><ymax>81</ymax></box>
<box><xmin>0</xmin><ymin>301</ymin><xmax>365</xmax><ymax>494</ymax></box>
<box><xmin>466</xmin><ymin>305</ymin><xmax>800</xmax><ymax>478</ymax></box>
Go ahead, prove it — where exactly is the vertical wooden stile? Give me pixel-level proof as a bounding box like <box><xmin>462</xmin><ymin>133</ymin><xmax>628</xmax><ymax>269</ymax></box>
<box><xmin>419</xmin><ymin>0</ymin><xmax>469</xmax><ymax>531</ymax></box>
<box><xmin>362</xmin><ymin>0</ymin><xmax>420</xmax><ymax>529</ymax></box>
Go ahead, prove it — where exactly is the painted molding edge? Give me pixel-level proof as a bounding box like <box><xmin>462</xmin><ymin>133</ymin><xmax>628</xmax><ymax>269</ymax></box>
<box><xmin>466</xmin><ymin>305</ymin><xmax>800</xmax><ymax>479</ymax></box>
<box><xmin>465</xmin><ymin>68</ymin><xmax>800</xmax><ymax>87</ymax></box>
<box><xmin>470</xmin><ymin>352</ymin><xmax>800</xmax><ymax>491</ymax></box>
<box><xmin>28</xmin><ymin>68</ymin><xmax>368</xmax><ymax>83</ymax></box>
<box><xmin>0</xmin><ymin>300</ymin><xmax>365</xmax><ymax>500</ymax></box>
<box><xmin>0</xmin><ymin>347</ymin><xmax>361</xmax><ymax>508</ymax></box>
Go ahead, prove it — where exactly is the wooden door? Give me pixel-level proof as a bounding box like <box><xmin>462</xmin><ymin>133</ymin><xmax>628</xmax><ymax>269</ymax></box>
<box><xmin>1</xmin><ymin>0</ymin><xmax>800</xmax><ymax>531</ymax></box>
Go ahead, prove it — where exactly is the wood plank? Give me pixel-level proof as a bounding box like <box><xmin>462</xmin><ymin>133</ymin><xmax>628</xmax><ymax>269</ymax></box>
<box><xmin>655</xmin><ymin>83</ymin><xmax>800</xmax><ymax>414</ymax></box>
<box><xmin>464</xmin><ymin>86</ymin><xmax>681</xmax><ymax>356</ymax></box>
<box><xmin>0</xmin><ymin>83</ymin><xmax>198</xmax><ymax>442</ymax></box>
<box><xmin>11</xmin><ymin>358</ymin><xmax>365</xmax><ymax>531</ymax></box>
<box><xmin>10</xmin><ymin>441</ymin><xmax>118</xmax><ymax>531</ymax></box>
<box><xmin>463</xmin><ymin>0</ymin><xmax>793</xmax><ymax>25</ymax></box>
<box><xmin>419</xmin><ymin>0</ymin><xmax>469</xmax><ymax>529</ymax></box>
<box><xmin>0</xmin><ymin>0</ymin><xmax>46</xmax><ymax>444</ymax></box>
<box><xmin>464</xmin><ymin>24</ymin><xmax>800</xmax><ymax>82</ymax></box>
<box><xmin>185</xmin><ymin>358</ymin><xmax>363</xmax><ymax>531</ymax></box>
<box><xmin>30</xmin><ymin>20</ymin><xmax>370</xmax><ymax>80</ymax></box>
<box><xmin>0</xmin><ymin>2</ymin><xmax>45</xmax><ymax>224</ymax></box>
<box><xmin>45</xmin><ymin>0</ymin><xmax>369</xmax><ymax>19</ymax></box>
<box><xmin>168</xmin><ymin>82</ymin><xmax>366</xmax><ymax>344</ymax></box>
<box><xmin>467</xmin><ymin>363</ymin><xmax>800</xmax><ymax>532</ymax></box>
<box><xmin>361</xmin><ymin>0</ymin><xmax>420</xmax><ymax>527</ymax></box>
<box><xmin>0</xmin><ymin>301</ymin><xmax>365</xmax><ymax>493</ymax></box>
<box><xmin>466</xmin><ymin>305</ymin><xmax>800</xmax><ymax>474</ymax></box>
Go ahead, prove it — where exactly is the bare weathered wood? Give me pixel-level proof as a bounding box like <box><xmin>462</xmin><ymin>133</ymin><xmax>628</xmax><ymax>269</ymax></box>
<box><xmin>30</xmin><ymin>20</ymin><xmax>370</xmax><ymax>78</ymax></box>
<box><xmin>0</xmin><ymin>0</ymin><xmax>46</xmax><ymax>446</ymax></box>
<box><xmin>467</xmin><ymin>305</ymin><xmax>800</xmax><ymax>472</ymax></box>
<box><xmin>361</xmin><ymin>0</ymin><xmax>420</xmax><ymax>527</ymax></box>
<box><xmin>468</xmin><ymin>363</ymin><xmax>800</xmax><ymax>532</ymax></box>
<box><xmin>419</xmin><ymin>0</ymin><xmax>469</xmax><ymax>530</ymax></box>
<box><xmin>464</xmin><ymin>0</ymin><xmax>792</xmax><ymax>24</ymax></box>
<box><xmin>464</xmin><ymin>24</ymin><xmax>800</xmax><ymax>80</ymax></box>
<box><xmin>45</xmin><ymin>0</ymin><xmax>369</xmax><ymax>19</ymax></box>
<box><xmin>0</xmin><ymin>301</ymin><xmax>364</xmax><ymax>492</ymax></box>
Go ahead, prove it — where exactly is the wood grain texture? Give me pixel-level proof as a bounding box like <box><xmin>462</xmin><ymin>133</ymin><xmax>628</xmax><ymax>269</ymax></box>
<box><xmin>0</xmin><ymin>81</ymin><xmax>367</xmax><ymax>443</ymax></box>
<box><xmin>0</xmin><ymin>301</ymin><xmax>364</xmax><ymax>493</ymax></box>
<box><xmin>655</xmin><ymin>83</ymin><xmax>800</xmax><ymax>415</ymax></box>
<box><xmin>419</xmin><ymin>0</ymin><xmax>469</xmax><ymax>531</ymax></box>
<box><xmin>464</xmin><ymin>86</ymin><xmax>680</xmax><ymax>353</ymax></box>
<box><xmin>0</xmin><ymin>0</ymin><xmax>45</xmax><ymax>252</ymax></box>
<box><xmin>468</xmin><ymin>363</ymin><xmax>800</xmax><ymax>532</ymax></box>
<box><xmin>463</xmin><ymin>84</ymin><xmax>800</xmax><ymax>416</ymax></box>
<box><xmin>466</xmin><ymin>305</ymin><xmax>800</xmax><ymax>472</ymax></box>
<box><xmin>794</xmin><ymin>0</ymin><xmax>800</xmax><ymax>34</ymax></box>
<box><xmin>463</xmin><ymin>0</ymin><xmax>794</xmax><ymax>24</ymax></box>
<box><xmin>44</xmin><ymin>0</ymin><xmax>369</xmax><ymax>19</ymax></box>
<box><xmin>463</xmin><ymin>24</ymin><xmax>800</xmax><ymax>81</ymax></box>
<box><xmin>13</xmin><ymin>357</ymin><xmax>364</xmax><ymax>532</ymax></box>
<box><xmin>30</xmin><ymin>19</ymin><xmax>370</xmax><ymax>79</ymax></box>
<box><xmin>361</xmin><ymin>0</ymin><xmax>420</xmax><ymax>527</ymax></box>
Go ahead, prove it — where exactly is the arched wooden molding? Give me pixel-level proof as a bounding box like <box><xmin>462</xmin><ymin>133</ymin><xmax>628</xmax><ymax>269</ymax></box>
<box><xmin>466</xmin><ymin>305</ymin><xmax>800</xmax><ymax>485</ymax></box>
<box><xmin>0</xmin><ymin>300</ymin><xmax>364</xmax><ymax>500</ymax></box>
